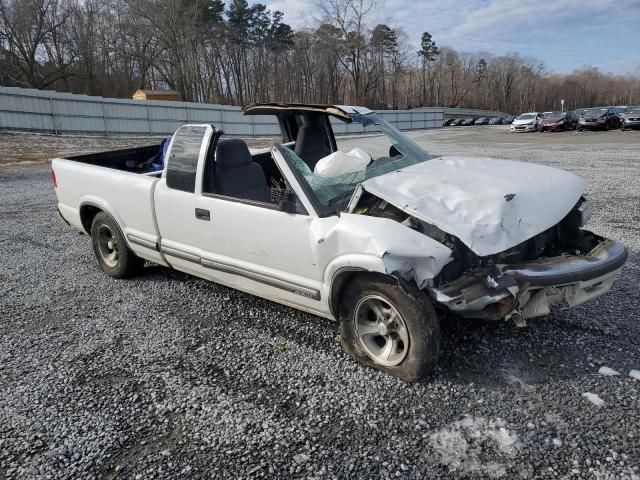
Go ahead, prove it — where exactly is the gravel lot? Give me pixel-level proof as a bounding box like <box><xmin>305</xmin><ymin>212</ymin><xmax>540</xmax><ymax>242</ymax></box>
<box><xmin>1</xmin><ymin>127</ymin><xmax>639</xmax><ymax>479</ymax></box>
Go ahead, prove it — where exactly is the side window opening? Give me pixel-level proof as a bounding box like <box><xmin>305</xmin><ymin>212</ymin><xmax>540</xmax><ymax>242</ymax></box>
<box><xmin>201</xmin><ymin>137</ymin><xmax>305</xmax><ymax>213</ymax></box>
<box><xmin>166</xmin><ymin>125</ymin><xmax>207</xmax><ymax>192</ymax></box>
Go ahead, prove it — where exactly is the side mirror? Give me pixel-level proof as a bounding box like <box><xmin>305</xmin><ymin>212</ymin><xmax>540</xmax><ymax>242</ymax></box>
<box><xmin>278</xmin><ymin>191</ymin><xmax>298</xmax><ymax>213</ymax></box>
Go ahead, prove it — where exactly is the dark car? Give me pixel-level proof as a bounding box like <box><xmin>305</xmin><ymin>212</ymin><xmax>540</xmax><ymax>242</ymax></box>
<box><xmin>474</xmin><ymin>117</ymin><xmax>490</xmax><ymax>125</ymax></box>
<box><xmin>488</xmin><ymin>117</ymin><xmax>502</xmax><ymax>125</ymax></box>
<box><xmin>620</xmin><ymin>106</ymin><xmax>640</xmax><ymax>130</ymax></box>
<box><xmin>501</xmin><ymin>116</ymin><xmax>515</xmax><ymax>124</ymax></box>
<box><xmin>444</xmin><ymin>119</ymin><xmax>456</xmax><ymax>126</ymax></box>
<box><xmin>450</xmin><ymin>118</ymin><xmax>464</xmax><ymax>126</ymax></box>
<box><xmin>539</xmin><ymin>111</ymin><xmax>578</xmax><ymax>132</ymax></box>
<box><xmin>578</xmin><ymin>107</ymin><xmax>619</xmax><ymax>131</ymax></box>
<box><xmin>461</xmin><ymin>118</ymin><xmax>475</xmax><ymax>126</ymax></box>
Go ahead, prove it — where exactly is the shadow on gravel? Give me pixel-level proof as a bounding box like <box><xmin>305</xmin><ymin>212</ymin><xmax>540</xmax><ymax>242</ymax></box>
<box><xmin>436</xmin><ymin>317</ymin><xmax>570</xmax><ymax>389</ymax></box>
<box><xmin>115</xmin><ymin>254</ymin><xmax>637</xmax><ymax>393</ymax></box>
<box><xmin>127</xmin><ymin>251</ymin><xmax>638</xmax><ymax>389</ymax></box>
<box><xmin>435</xmin><ymin>255</ymin><xmax>638</xmax><ymax>389</ymax></box>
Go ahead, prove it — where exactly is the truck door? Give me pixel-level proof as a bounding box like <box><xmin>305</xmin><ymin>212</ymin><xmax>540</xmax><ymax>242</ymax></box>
<box><xmin>154</xmin><ymin>124</ymin><xmax>214</xmax><ymax>277</ymax></box>
<box><xmin>191</xmin><ymin>141</ymin><xmax>325</xmax><ymax>314</ymax></box>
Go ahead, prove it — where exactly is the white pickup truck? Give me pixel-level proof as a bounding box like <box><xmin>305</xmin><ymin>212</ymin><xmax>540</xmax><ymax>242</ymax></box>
<box><xmin>53</xmin><ymin>103</ymin><xmax>628</xmax><ymax>381</ymax></box>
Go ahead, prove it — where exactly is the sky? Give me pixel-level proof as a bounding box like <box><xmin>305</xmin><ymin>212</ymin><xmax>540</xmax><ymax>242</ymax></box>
<box><xmin>261</xmin><ymin>0</ymin><xmax>640</xmax><ymax>75</ymax></box>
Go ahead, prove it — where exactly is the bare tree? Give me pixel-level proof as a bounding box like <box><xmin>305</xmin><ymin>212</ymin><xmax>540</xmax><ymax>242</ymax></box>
<box><xmin>1</xmin><ymin>0</ymin><xmax>638</xmax><ymax>113</ymax></box>
<box><xmin>314</xmin><ymin>0</ymin><xmax>376</xmax><ymax>104</ymax></box>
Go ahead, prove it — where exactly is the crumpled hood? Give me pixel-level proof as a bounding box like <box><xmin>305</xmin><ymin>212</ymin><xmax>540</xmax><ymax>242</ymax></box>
<box><xmin>359</xmin><ymin>156</ymin><xmax>586</xmax><ymax>256</ymax></box>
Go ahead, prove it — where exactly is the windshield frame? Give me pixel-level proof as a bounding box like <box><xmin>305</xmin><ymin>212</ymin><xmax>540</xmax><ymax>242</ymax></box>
<box><xmin>276</xmin><ymin>112</ymin><xmax>432</xmax><ymax>216</ymax></box>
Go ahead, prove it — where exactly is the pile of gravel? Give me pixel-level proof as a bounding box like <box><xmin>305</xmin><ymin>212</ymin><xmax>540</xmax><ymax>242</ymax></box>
<box><xmin>1</xmin><ymin>133</ymin><xmax>639</xmax><ymax>478</ymax></box>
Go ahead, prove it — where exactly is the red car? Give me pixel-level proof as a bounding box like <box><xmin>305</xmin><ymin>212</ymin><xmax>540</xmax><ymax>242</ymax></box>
<box><xmin>540</xmin><ymin>111</ymin><xmax>578</xmax><ymax>132</ymax></box>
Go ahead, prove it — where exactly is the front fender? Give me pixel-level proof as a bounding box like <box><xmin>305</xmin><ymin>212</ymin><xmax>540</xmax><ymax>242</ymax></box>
<box><xmin>313</xmin><ymin>213</ymin><xmax>453</xmax><ymax>316</ymax></box>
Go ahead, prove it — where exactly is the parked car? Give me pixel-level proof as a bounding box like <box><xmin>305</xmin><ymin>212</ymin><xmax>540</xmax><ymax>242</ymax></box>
<box><xmin>502</xmin><ymin>116</ymin><xmax>515</xmax><ymax>124</ymax></box>
<box><xmin>474</xmin><ymin>117</ymin><xmax>490</xmax><ymax>125</ymax></box>
<box><xmin>450</xmin><ymin>118</ymin><xmax>464</xmax><ymax>126</ymax></box>
<box><xmin>444</xmin><ymin>119</ymin><xmax>455</xmax><ymax>126</ymax></box>
<box><xmin>620</xmin><ymin>106</ymin><xmax>640</xmax><ymax>130</ymax></box>
<box><xmin>52</xmin><ymin>102</ymin><xmax>628</xmax><ymax>382</ymax></box>
<box><xmin>539</xmin><ymin>111</ymin><xmax>578</xmax><ymax>132</ymax></box>
<box><xmin>510</xmin><ymin>112</ymin><xmax>542</xmax><ymax>132</ymax></box>
<box><xmin>566</xmin><ymin>110</ymin><xmax>579</xmax><ymax>129</ymax></box>
<box><xmin>461</xmin><ymin>118</ymin><xmax>475</xmax><ymax>126</ymax></box>
<box><xmin>578</xmin><ymin>107</ymin><xmax>619</xmax><ymax>131</ymax></box>
<box><xmin>615</xmin><ymin>106</ymin><xmax>628</xmax><ymax>124</ymax></box>
<box><xmin>488</xmin><ymin>117</ymin><xmax>502</xmax><ymax>125</ymax></box>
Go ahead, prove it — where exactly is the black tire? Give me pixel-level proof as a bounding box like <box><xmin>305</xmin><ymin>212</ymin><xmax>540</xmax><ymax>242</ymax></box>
<box><xmin>90</xmin><ymin>211</ymin><xmax>144</xmax><ymax>278</ymax></box>
<box><xmin>338</xmin><ymin>274</ymin><xmax>440</xmax><ymax>382</ymax></box>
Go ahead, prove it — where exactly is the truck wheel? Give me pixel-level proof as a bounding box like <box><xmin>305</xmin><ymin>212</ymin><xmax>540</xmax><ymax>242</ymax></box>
<box><xmin>339</xmin><ymin>275</ymin><xmax>440</xmax><ymax>382</ymax></box>
<box><xmin>90</xmin><ymin>211</ymin><xmax>143</xmax><ymax>278</ymax></box>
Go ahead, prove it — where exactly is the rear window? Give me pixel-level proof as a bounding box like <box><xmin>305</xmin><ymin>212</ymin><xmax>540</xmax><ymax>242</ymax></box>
<box><xmin>166</xmin><ymin>126</ymin><xmax>207</xmax><ymax>192</ymax></box>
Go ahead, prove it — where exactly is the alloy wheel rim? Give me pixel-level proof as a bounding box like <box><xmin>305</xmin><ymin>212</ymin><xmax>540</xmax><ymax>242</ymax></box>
<box><xmin>97</xmin><ymin>225</ymin><xmax>119</xmax><ymax>268</ymax></box>
<box><xmin>354</xmin><ymin>295</ymin><xmax>409</xmax><ymax>366</ymax></box>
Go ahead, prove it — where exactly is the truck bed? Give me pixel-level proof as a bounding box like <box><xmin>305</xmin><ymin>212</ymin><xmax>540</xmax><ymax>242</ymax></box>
<box><xmin>67</xmin><ymin>143</ymin><xmax>164</xmax><ymax>173</ymax></box>
<box><xmin>53</xmin><ymin>144</ymin><xmax>166</xmax><ymax>265</ymax></box>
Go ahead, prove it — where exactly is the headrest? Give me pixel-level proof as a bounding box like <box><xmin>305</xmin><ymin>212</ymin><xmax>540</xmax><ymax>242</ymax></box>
<box><xmin>216</xmin><ymin>139</ymin><xmax>252</xmax><ymax>170</ymax></box>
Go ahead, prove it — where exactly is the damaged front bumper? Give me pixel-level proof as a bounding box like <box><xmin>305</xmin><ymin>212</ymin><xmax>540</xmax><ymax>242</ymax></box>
<box><xmin>429</xmin><ymin>237</ymin><xmax>628</xmax><ymax>323</ymax></box>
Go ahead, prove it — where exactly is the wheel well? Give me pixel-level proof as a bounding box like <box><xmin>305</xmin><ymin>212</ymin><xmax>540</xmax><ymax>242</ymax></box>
<box><xmin>330</xmin><ymin>269</ymin><xmax>398</xmax><ymax>319</ymax></box>
<box><xmin>79</xmin><ymin>204</ymin><xmax>101</xmax><ymax>234</ymax></box>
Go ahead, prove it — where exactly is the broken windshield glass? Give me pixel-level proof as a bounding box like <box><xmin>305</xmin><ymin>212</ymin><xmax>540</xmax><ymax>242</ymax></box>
<box><xmin>280</xmin><ymin>112</ymin><xmax>431</xmax><ymax>214</ymax></box>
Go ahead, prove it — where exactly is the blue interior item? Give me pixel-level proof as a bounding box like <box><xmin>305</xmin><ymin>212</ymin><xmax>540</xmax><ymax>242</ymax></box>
<box><xmin>147</xmin><ymin>137</ymin><xmax>170</xmax><ymax>172</ymax></box>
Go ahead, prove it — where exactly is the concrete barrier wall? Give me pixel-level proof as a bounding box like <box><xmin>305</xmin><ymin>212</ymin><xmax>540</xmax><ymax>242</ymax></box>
<box><xmin>0</xmin><ymin>87</ymin><xmax>449</xmax><ymax>136</ymax></box>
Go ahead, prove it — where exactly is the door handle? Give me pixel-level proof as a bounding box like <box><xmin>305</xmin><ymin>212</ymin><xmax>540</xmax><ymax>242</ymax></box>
<box><xmin>195</xmin><ymin>208</ymin><xmax>210</xmax><ymax>221</ymax></box>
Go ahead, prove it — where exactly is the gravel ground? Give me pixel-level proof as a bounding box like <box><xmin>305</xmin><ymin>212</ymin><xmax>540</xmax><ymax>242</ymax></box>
<box><xmin>1</xmin><ymin>128</ymin><xmax>639</xmax><ymax>479</ymax></box>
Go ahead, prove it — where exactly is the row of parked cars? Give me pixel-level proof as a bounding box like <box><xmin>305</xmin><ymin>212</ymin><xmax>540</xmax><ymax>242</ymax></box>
<box><xmin>510</xmin><ymin>106</ymin><xmax>640</xmax><ymax>133</ymax></box>
<box><xmin>443</xmin><ymin>116</ymin><xmax>515</xmax><ymax>127</ymax></box>
<box><xmin>444</xmin><ymin>106</ymin><xmax>640</xmax><ymax>132</ymax></box>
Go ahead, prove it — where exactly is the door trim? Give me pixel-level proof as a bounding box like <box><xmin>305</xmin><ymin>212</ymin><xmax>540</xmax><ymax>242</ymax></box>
<box><xmin>127</xmin><ymin>233</ymin><xmax>158</xmax><ymax>250</ymax></box>
<box><xmin>159</xmin><ymin>244</ymin><xmax>321</xmax><ymax>301</ymax></box>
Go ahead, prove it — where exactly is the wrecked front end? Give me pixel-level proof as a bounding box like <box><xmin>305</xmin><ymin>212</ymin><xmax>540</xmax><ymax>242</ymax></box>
<box><xmin>430</xmin><ymin>233</ymin><xmax>627</xmax><ymax>325</ymax></box>
<box><xmin>353</xmin><ymin>192</ymin><xmax>628</xmax><ymax>325</ymax></box>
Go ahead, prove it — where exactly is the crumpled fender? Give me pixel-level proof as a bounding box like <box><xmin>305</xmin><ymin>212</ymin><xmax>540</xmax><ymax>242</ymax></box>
<box><xmin>310</xmin><ymin>213</ymin><xmax>452</xmax><ymax>290</ymax></box>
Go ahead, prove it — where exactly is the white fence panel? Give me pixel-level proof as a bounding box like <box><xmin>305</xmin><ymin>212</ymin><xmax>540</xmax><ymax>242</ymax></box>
<box><xmin>0</xmin><ymin>86</ymin><xmax>453</xmax><ymax>137</ymax></box>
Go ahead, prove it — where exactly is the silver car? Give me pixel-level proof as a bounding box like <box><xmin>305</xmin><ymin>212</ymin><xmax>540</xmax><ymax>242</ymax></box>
<box><xmin>621</xmin><ymin>106</ymin><xmax>640</xmax><ymax>130</ymax></box>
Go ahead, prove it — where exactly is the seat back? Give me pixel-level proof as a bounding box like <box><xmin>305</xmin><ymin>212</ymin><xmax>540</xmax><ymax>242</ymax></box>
<box><xmin>294</xmin><ymin>118</ymin><xmax>332</xmax><ymax>170</ymax></box>
<box><xmin>215</xmin><ymin>139</ymin><xmax>269</xmax><ymax>202</ymax></box>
